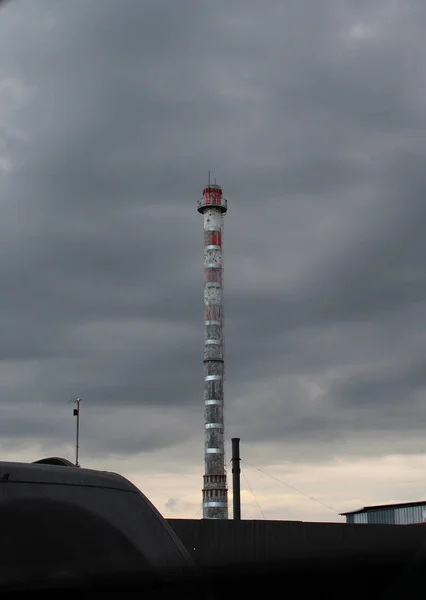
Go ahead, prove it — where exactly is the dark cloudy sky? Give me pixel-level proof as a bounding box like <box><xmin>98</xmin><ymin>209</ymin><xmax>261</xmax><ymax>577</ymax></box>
<box><xmin>2</xmin><ymin>0</ymin><xmax>426</xmax><ymax>521</ymax></box>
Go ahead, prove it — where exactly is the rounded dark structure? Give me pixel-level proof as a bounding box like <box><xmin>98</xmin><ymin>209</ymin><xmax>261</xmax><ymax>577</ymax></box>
<box><xmin>0</xmin><ymin>460</ymin><xmax>193</xmax><ymax>591</ymax></box>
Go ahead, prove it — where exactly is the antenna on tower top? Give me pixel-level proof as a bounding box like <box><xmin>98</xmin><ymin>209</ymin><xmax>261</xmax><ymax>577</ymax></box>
<box><xmin>208</xmin><ymin>170</ymin><xmax>210</xmax><ymax>186</ymax></box>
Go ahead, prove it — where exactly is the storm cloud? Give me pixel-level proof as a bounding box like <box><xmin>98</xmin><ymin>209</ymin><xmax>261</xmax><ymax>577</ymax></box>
<box><xmin>1</xmin><ymin>0</ymin><xmax>426</xmax><ymax>519</ymax></box>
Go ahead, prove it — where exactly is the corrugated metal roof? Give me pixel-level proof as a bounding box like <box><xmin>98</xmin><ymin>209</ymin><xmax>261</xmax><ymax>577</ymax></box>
<box><xmin>168</xmin><ymin>519</ymin><xmax>426</xmax><ymax>597</ymax></box>
<box><xmin>168</xmin><ymin>518</ymin><xmax>426</xmax><ymax>567</ymax></box>
<box><xmin>340</xmin><ymin>500</ymin><xmax>426</xmax><ymax>516</ymax></box>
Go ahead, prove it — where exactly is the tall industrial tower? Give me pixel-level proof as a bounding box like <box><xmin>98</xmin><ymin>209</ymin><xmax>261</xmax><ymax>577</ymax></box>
<box><xmin>198</xmin><ymin>177</ymin><xmax>228</xmax><ymax>519</ymax></box>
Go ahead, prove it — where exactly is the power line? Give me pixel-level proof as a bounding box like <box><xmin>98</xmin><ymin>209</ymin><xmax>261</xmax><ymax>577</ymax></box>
<box><xmin>241</xmin><ymin>459</ymin><xmax>339</xmax><ymax>514</ymax></box>
<box><xmin>241</xmin><ymin>466</ymin><xmax>266</xmax><ymax>519</ymax></box>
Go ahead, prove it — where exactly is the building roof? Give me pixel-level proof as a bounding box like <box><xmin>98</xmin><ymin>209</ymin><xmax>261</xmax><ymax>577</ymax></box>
<box><xmin>340</xmin><ymin>500</ymin><xmax>426</xmax><ymax>516</ymax></box>
<box><xmin>0</xmin><ymin>459</ymin><xmax>193</xmax><ymax>587</ymax></box>
<box><xmin>0</xmin><ymin>459</ymin><xmax>134</xmax><ymax>490</ymax></box>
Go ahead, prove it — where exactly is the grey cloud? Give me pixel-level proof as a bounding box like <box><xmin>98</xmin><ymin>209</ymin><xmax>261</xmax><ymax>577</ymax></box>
<box><xmin>165</xmin><ymin>498</ymin><xmax>179</xmax><ymax>511</ymax></box>
<box><xmin>331</xmin><ymin>360</ymin><xmax>426</xmax><ymax>410</ymax></box>
<box><xmin>1</xmin><ymin>0</ymin><xmax>426</xmax><ymax>466</ymax></box>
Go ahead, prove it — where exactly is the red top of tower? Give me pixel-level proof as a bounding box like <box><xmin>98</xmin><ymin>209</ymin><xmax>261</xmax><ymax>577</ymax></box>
<box><xmin>197</xmin><ymin>183</ymin><xmax>228</xmax><ymax>214</ymax></box>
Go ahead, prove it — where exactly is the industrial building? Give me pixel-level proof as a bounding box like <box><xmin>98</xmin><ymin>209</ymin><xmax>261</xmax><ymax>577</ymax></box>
<box><xmin>167</xmin><ymin>518</ymin><xmax>426</xmax><ymax>596</ymax></box>
<box><xmin>340</xmin><ymin>500</ymin><xmax>426</xmax><ymax>525</ymax></box>
<box><xmin>167</xmin><ymin>518</ymin><xmax>426</xmax><ymax>565</ymax></box>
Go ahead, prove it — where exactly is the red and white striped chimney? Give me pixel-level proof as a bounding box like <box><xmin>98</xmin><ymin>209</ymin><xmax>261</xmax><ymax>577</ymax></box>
<box><xmin>197</xmin><ymin>178</ymin><xmax>228</xmax><ymax>519</ymax></box>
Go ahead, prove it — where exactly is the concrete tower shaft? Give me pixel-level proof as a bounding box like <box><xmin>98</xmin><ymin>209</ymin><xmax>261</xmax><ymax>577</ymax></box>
<box><xmin>198</xmin><ymin>182</ymin><xmax>228</xmax><ymax>519</ymax></box>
